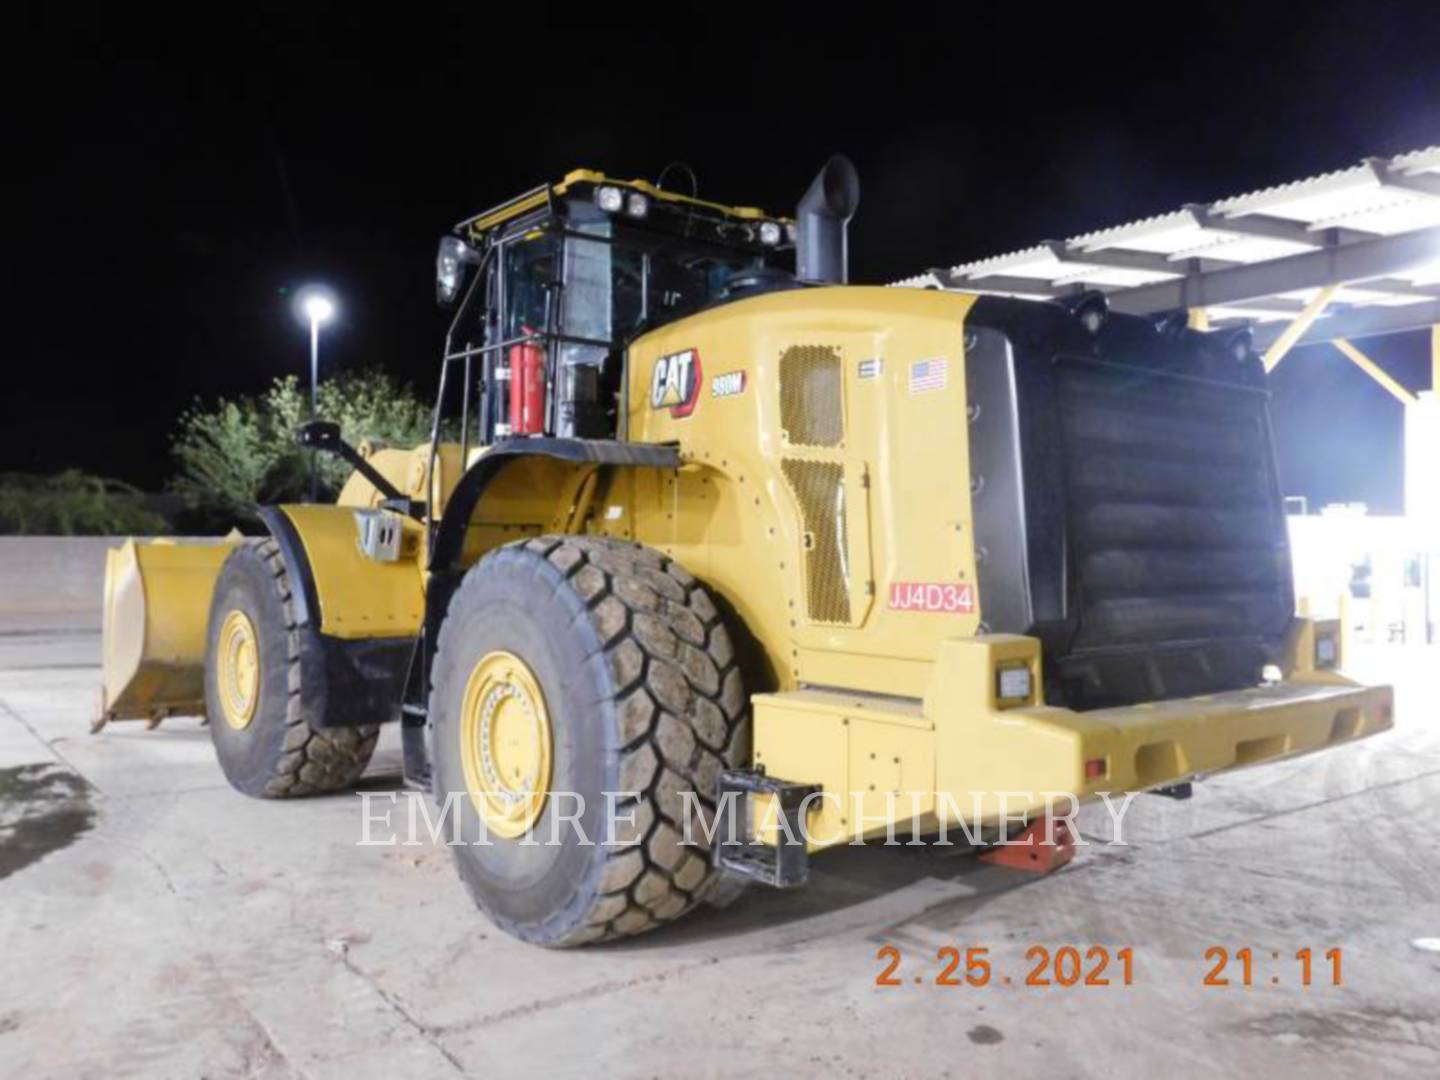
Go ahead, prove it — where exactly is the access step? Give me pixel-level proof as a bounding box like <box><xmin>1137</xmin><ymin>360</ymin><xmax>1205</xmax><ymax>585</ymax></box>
<box><xmin>713</xmin><ymin>769</ymin><xmax>819</xmax><ymax>888</ymax></box>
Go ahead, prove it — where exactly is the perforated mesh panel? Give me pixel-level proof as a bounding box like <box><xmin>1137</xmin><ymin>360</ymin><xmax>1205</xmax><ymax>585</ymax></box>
<box><xmin>779</xmin><ymin>345</ymin><xmax>844</xmax><ymax>448</ymax></box>
<box><xmin>781</xmin><ymin>459</ymin><xmax>851</xmax><ymax>624</ymax></box>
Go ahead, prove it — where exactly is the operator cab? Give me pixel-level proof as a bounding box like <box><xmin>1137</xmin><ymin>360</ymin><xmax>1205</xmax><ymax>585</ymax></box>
<box><xmin>435</xmin><ymin>170</ymin><xmax>794</xmax><ymax>446</ymax></box>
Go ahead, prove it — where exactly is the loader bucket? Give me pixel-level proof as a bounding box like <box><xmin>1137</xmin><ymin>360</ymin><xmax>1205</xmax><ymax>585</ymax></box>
<box><xmin>96</xmin><ymin>537</ymin><xmax>241</xmax><ymax>730</ymax></box>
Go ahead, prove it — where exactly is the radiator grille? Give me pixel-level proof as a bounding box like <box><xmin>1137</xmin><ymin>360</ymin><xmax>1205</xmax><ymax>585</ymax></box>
<box><xmin>779</xmin><ymin>345</ymin><xmax>844</xmax><ymax>448</ymax></box>
<box><xmin>781</xmin><ymin>459</ymin><xmax>851</xmax><ymax>624</ymax></box>
<box><xmin>1056</xmin><ymin>356</ymin><xmax>1291</xmax><ymax>658</ymax></box>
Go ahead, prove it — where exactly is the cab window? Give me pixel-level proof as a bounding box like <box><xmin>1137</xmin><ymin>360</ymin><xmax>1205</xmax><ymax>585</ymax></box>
<box><xmin>502</xmin><ymin>234</ymin><xmax>558</xmax><ymax>338</ymax></box>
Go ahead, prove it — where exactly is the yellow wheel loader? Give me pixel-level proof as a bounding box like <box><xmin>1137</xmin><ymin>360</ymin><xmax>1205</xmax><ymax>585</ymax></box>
<box><xmin>99</xmin><ymin>157</ymin><xmax>1393</xmax><ymax>946</ymax></box>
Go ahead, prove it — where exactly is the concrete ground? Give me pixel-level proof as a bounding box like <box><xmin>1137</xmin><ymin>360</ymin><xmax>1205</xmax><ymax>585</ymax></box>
<box><xmin>1</xmin><ymin>627</ymin><xmax>1437</xmax><ymax>1079</ymax></box>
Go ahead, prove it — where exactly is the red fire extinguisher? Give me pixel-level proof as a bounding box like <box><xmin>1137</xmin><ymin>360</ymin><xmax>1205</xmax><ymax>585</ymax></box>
<box><xmin>508</xmin><ymin>332</ymin><xmax>545</xmax><ymax>436</ymax></box>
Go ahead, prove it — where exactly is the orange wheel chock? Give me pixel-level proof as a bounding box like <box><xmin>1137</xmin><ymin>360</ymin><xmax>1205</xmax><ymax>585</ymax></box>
<box><xmin>979</xmin><ymin>817</ymin><xmax>1078</xmax><ymax>873</ymax></box>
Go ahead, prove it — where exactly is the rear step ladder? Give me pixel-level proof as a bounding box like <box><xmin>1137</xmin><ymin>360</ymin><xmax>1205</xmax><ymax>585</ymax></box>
<box><xmin>714</xmin><ymin>769</ymin><xmax>819</xmax><ymax>888</ymax></box>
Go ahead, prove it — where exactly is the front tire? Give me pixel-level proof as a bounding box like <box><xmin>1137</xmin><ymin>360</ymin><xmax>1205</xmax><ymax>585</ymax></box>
<box><xmin>430</xmin><ymin>536</ymin><xmax>749</xmax><ymax>946</ymax></box>
<box><xmin>204</xmin><ymin>540</ymin><xmax>379</xmax><ymax>797</ymax></box>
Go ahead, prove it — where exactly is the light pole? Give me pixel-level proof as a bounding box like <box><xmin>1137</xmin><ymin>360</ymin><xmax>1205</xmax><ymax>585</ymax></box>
<box><xmin>297</xmin><ymin>289</ymin><xmax>336</xmax><ymax>501</ymax></box>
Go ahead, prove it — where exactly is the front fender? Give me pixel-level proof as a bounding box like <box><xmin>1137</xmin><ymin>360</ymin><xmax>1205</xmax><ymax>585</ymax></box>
<box><xmin>261</xmin><ymin>504</ymin><xmax>424</xmax><ymax>639</ymax></box>
<box><xmin>258</xmin><ymin>505</ymin><xmax>421</xmax><ymax>728</ymax></box>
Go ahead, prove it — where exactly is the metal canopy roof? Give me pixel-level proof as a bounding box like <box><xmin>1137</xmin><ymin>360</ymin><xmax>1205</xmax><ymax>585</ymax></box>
<box><xmin>902</xmin><ymin>147</ymin><xmax>1440</xmax><ymax>349</ymax></box>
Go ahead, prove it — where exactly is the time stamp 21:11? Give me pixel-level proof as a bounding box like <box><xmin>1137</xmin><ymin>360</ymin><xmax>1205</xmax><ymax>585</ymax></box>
<box><xmin>874</xmin><ymin>945</ymin><xmax>1344</xmax><ymax>988</ymax></box>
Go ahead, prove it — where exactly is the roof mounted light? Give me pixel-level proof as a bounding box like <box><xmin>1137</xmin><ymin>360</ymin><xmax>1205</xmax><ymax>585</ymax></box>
<box><xmin>625</xmin><ymin>191</ymin><xmax>649</xmax><ymax>218</ymax></box>
<box><xmin>595</xmin><ymin>186</ymin><xmax>624</xmax><ymax>213</ymax></box>
<box><xmin>1220</xmin><ymin>326</ymin><xmax>1254</xmax><ymax>363</ymax></box>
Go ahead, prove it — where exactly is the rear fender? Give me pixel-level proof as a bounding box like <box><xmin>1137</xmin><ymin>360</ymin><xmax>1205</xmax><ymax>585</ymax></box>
<box><xmin>427</xmin><ymin>438</ymin><xmax>682</xmax><ymax>573</ymax></box>
<box><xmin>424</xmin><ymin>437</ymin><xmax>682</xmax><ymax>642</ymax></box>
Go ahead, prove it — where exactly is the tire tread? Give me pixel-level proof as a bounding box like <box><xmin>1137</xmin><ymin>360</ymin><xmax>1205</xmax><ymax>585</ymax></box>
<box><xmin>433</xmin><ymin>535</ymin><xmax>748</xmax><ymax>945</ymax></box>
<box><xmin>244</xmin><ymin>539</ymin><xmax>379</xmax><ymax>797</ymax></box>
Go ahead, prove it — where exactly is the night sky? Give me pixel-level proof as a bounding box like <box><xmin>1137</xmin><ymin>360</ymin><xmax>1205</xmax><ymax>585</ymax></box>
<box><xmin>11</xmin><ymin>4</ymin><xmax>1440</xmax><ymax>512</ymax></box>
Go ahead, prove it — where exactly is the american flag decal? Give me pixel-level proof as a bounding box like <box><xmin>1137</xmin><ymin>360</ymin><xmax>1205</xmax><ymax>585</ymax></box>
<box><xmin>909</xmin><ymin>357</ymin><xmax>948</xmax><ymax>394</ymax></box>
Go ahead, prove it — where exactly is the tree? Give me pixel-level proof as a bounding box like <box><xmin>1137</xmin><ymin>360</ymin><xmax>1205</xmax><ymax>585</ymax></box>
<box><xmin>171</xmin><ymin>370</ymin><xmax>434</xmax><ymax>525</ymax></box>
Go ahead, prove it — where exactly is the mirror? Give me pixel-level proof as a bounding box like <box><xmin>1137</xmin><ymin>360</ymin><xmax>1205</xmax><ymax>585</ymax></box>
<box><xmin>436</xmin><ymin>236</ymin><xmax>480</xmax><ymax>306</ymax></box>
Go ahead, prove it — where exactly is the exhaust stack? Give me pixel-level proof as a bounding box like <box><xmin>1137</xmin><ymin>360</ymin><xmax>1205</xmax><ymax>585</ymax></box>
<box><xmin>795</xmin><ymin>155</ymin><xmax>860</xmax><ymax>284</ymax></box>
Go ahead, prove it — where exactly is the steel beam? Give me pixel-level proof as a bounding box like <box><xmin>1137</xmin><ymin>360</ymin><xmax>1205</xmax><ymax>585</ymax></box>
<box><xmin>1263</xmin><ymin>285</ymin><xmax>1339</xmax><ymax>372</ymax></box>
<box><xmin>931</xmin><ymin>268</ymin><xmax>1070</xmax><ymax>298</ymax></box>
<box><xmin>1251</xmin><ymin>298</ymin><xmax>1440</xmax><ymax>350</ymax></box>
<box><xmin>1361</xmin><ymin>277</ymin><xmax>1440</xmax><ymax>301</ymax></box>
<box><xmin>1103</xmin><ymin>225</ymin><xmax>1440</xmax><ymax>315</ymax></box>
<box><xmin>1184</xmin><ymin>204</ymin><xmax>1325</xmax><ymax>247</ymax></box>
<box><xmin>1332</xmin><ymin>339</ymin><xmax>1419</xmax><ymax>406</ymax></box>
<box><xmin>1044</xmin><ymin>240</ymin><xmax>1181</xmax><ymax>276</ymax></box>
<box><xmin>1366</xmin><ymin>157</ymin><xmax>1440</xmax><ymax>199</ymax></box>
<box><xmin>1215</xmin><ymin>297</ymin><xmax>1309</xmax><ymax>313</ymax></box>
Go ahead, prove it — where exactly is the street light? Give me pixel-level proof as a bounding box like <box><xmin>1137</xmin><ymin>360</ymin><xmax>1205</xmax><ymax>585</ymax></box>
<box><xmin>297</xmin><ymin>289</ymin><xmax>337</xmax><ymax>417</ymax></box>
<box><xmin>294</xmin><ymin>287</ymin><xmax>337</xmax><ymax>501</ymax></box>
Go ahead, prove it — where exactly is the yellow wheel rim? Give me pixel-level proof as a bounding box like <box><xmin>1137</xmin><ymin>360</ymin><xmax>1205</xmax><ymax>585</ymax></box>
<box><xmin>459</xmin><ymin>650</ymin><xmax>553</xmax><ymax>838</ymax></box>
<box><xmin>217</xmin><ymin>609</ymin><xmax>261</xmax><ymax>731</ymax></box>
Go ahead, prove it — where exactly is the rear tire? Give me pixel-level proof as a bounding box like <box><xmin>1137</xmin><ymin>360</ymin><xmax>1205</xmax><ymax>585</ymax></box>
<box><xmin>430</xmin><ymin>536</ymin><xmax>750</xmax><ymax>946</ymax></box>
<box><xmin>204</xmin><ymin>540</ymin><xmax>378</xmax><ymax>798</ymax></box>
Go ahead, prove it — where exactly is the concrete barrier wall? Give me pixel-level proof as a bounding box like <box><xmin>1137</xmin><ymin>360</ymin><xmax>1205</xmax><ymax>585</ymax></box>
<box><xmin>0</xmin><ymin>537</ymin><xmax>124</xmax><ymax>623</ymax></box>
